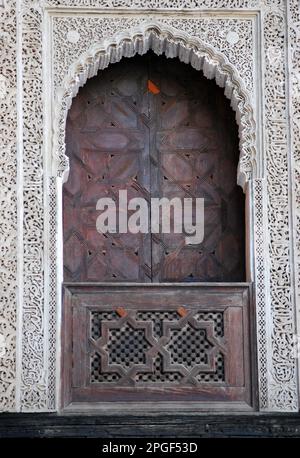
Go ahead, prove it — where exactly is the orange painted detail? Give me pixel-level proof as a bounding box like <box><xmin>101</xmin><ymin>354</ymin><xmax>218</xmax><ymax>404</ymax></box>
<box><xmin>116</xmin><ymin>307</ymin><xmax>127</xmax><ymax>317</ymax></box>
<box><xmin>148</xmin><ymin>79</ymin><xmax>160</xmax><ymax>95</ymax></box>
<box><xmin>177</xmin><ymin>306</ymin><xmax>188</xmax><ymax>317</ymax></box>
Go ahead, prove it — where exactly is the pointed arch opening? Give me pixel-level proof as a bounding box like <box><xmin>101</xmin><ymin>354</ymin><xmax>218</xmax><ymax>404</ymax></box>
<box><xmin>63</xmin><ymin>52</ymin><xmax>246</xmax><ymax>283</ymax></box>
<box><xmin>53</xmin><ymin>23</ymin><xmax>257</xmax><ymax>191</ymax></box>
<box><xmin>59</xmin><ymin>24</ymin><xmax>256</xmax><ymax>412</ymax></box>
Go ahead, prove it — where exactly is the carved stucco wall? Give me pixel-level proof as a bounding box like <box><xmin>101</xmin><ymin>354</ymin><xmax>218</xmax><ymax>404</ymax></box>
<box><xmin>0</xmin><ymin>0</ymin><xmax>17</xmax><ymax>411</ymax></box>
<box><xmin>52</xmin><ymin>20</ymin><xmax>256</xmax><ymax>185</ymax></box>
<box><xmin>0</xmin><ymin>0</ymin><xmax>299</xmax><ymax>412</ymax></box>
<box><xmin>290</xmin><ymin>0</ymin><xmax>300</xmax><ymax>400</ymax></box>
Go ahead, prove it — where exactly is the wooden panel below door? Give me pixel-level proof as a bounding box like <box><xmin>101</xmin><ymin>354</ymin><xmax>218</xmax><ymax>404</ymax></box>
<box><xmin>62</xmin><ymin>283</ymin><xmax>253</xmax><ymax>410</ymax></box>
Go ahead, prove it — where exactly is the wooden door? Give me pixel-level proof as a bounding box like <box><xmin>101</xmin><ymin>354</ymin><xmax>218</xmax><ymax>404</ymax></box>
<box><xmin>63</xmin><ymin>57</ymin><xmax>152</xmax><ymax>282</ymax></box>
<box><xmin>62</xmin><ymin>54</ymin><xmax>253</xmax><ymax>410</ymax></box>
<box><xmin>63</xmin><ymin>53</ymin><xmax>245</xmax><ymax>284</ymax></box>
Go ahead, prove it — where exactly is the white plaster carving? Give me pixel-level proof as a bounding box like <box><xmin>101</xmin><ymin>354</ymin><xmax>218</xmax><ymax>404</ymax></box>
<box><xmin>48</xmin><ymin>15</ymin><xmax>259</xmax><ymax>412</ymax></box>
<box><xmin>46</xmin><ymin>0</ymin><xmax>259</xmax><ymax>8</ymax></box>
<box><xmin>0</xmin><ymin>74</ymin><xmax>7</xmax><ymax>99</ymax></box>
<box><xmin>52</xmin><ymin>21</ymin><xmax>256</xmax><ymax>192</ymax></box>
<box><xmin>20</xmin><ymin>0</ymin><xmax>47</xmax><ymax>410</ymax></box>
<box><xmin>262</xmin><ymin>2</ymin><xmax>298</xmax><ymax>411</ymax></box>
<box><xmin>266</xmin><ymin>46</ymin><xmax>283</xmax><ymax>67</ymax></box>
<box><xmin>0</xmin><ymin>0</ymin><xmax>297</xmax><ymax>413</ymax></box>
<box><xmin>53</xmin><ymin>16</ymin><xmax>255</xmax><ymax>93</ymax></box>
<box><xmin>288</xmin><ymin>0</ymin><xmax>300</xmax><ymax>402</ymax></box>
<box><xmin>42</xmin><ymin>1</ymin><xmax>300</xmax><ymax>413</ymax></box>
<box><xmin>0</xmin><ymin>0</ymin><xmax>17</xmax><ymax>412</ymax></box>
<box><xmin>0</xmin><ymin>335</ymin><xmax>6</xmax><ymax>358</ymax></box>
<box><xmin>252</xmin><ymin>178</ymin><xmax>270</xmax><ymax>409</ymax></box>
<box><xmin>49</xmin><ymin>13</ymin><xmax>268</xmax><ymax>413</ymax></box>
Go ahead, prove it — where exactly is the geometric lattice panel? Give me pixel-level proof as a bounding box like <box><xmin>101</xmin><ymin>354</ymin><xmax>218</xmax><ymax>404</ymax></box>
<box><xmin>62</xmin><ymin>284</ymin><xmax>252</xmax><ymax>408</ymax></box>
<box><xmin>90</xmin><ymin>309</ymin><xmax>225</xmax><ymax>385</ymax></box>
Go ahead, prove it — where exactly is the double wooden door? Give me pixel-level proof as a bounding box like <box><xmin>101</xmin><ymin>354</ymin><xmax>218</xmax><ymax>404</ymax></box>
<box><xmin>62</xmin><ymin>54</ymin><xmax>253</xmax><ymax>410</ymax></box>
<box><xmin>63</xmin><ymin>53</ymin><xmax>245</xmax><ymax>284</ymax></box>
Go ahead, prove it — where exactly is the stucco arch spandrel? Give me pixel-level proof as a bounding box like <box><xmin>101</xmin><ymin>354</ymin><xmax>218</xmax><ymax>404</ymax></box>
<box><xmin>52</xmin><ymin>22</ymin><xmax>257</xmax><ymax>191</ymax></box>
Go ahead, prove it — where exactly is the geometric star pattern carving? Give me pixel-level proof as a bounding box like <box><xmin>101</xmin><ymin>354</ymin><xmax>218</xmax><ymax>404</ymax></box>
<box><xmin>89</xmin><ymin>308</ymin><xmax>226</xmax><ymax>385</ymax></box>
<box><xmin>64</xmin><ymin>284</ymin><xmax>251</xmax><ymax>405</ymax></box>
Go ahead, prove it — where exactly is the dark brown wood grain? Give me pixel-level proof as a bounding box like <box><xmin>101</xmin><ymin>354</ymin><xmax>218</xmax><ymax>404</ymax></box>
<box><xmin>62</xmin><ymin>53</ymin><xmax>251</xmax><ymax>410</ymax></box>
<box><xmin>63</xmin><ymin>56</ymin><xmax>152</xmax><ymax>282</ymax></box>
<box><xmin>0</xmin><ymin>413</ymin><xmax>300</xmax><ymax>438</ymax></box>
<box><xmin>63</xmin><ymin>53</ymin><xmax>245</xmax><ymax>283</ymax></box>
<box><xmin>62</xmin><ymin>283</ymin><xmax>254</xmax><ymax>410</ymax></box>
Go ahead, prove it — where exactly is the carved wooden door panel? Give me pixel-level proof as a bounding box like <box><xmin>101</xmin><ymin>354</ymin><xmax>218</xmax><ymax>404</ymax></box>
<box><xmin>148</xmin><ymin>57</ymin><xmax>245</xmax><ymax>282</ymax></box>
<box><xmin>62</xmin><ymin>54</ymin><xmax>253</xmax><ymax>410</ymax></box>
<box><xmin>62</xmin><ymin>284</ymin><xmax>252</xmax><ymax>408</ymax></box>
<box><xmin>63</xmin><ymin>54</ymin><xmax>245</xmax><ymax>283</ymax></box>
<box><xmin>63</xmin><ymin>58</ymin><xmax>152</xmax><ymax>282</ymax></box>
